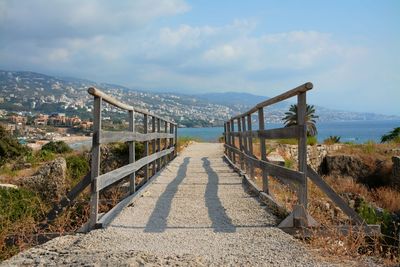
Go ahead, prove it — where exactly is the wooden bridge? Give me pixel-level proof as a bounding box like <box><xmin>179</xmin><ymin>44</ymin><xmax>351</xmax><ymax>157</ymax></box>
<box><xmin>5</xmin><ymin>83</ymin><xmax>378</xmax><ymax>265</ymax></box>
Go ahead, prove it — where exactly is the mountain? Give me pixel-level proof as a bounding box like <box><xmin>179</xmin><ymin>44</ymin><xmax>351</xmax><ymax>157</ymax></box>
<box><xmin>0</xmin><ymin>70</ymin><xmax>398</xmax><ymax>127</ymax></box>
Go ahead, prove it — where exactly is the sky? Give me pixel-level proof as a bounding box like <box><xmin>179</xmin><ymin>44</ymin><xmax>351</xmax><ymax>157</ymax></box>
<box><xmin>0</xmin><ymin>0</ymin><xmax>399</xmax><ymax>115</ymax></box>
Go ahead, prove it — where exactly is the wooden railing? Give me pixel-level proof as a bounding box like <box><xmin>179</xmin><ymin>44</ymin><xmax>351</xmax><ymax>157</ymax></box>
<box><xmin>223</xmin><ymin>83</ymin><xmax>378</xmax><ymax>232</ymax></box>
<box><xmin>87</xmin><ymin>87</ymin><xmax>177</xmax><ymax>230</ymax></box>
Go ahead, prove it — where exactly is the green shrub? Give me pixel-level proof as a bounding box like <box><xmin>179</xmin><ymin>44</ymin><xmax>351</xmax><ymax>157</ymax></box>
<box><xmin>323</xmin><ymin>135</ymin><xmax>341</xmax><ymax>145</ymax></box>
<box><xmin>41</xmin><ymin>141</ymin><xmax>72</xmax><ymax>154</ymax></box>
<box><xmin>110</xmin><ymin>142</ymin><xmax>145</xmax><ymax>160</ymax></box>
<box><xmin>276</xmin><ymin>136</ymin><xmax>317</xmax><ymax>146</ymax></box>
<box><xmin>36</xmin><ymin>149</ymin><xmax>56</xmax><ymax>162</ymax></box>
<box><xmin>0</xmin><ymin>188</ymin><xmax>44</xmax><ymax>230</ymax></box>
<box><xmin>284</xmin><ymin>158</ymin><xmax>295</xmax><ymax>169</ymax></box>
<box><xmin>66</xmin><ymin>154</ymin><xmax>89</xmax><ymax>183</ymax></box>
<box><xmin>307</xmin><ymin>136</ymin><xmax>318</xmax><ymax>146</ymax></box>
<box><xmin>0</xmin><ymin>126</ymin><xmax>31</xmax><ymax>166</ymax></box>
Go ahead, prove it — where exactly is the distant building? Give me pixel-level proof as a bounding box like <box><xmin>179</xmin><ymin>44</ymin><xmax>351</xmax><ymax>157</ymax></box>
<box><xmin>9</xmin><ymin>115</ymin><xmax>27</xmax><ymax>124</ymax></box>
<box><xmin>34</xmin><ymin>114</ymin><xmax>49</xmax><ymax>126</ymax></box>
<box><xmin>80</xmin><ymin>120</ymin><xmax>93</xmax><ymax>130</ymax></box>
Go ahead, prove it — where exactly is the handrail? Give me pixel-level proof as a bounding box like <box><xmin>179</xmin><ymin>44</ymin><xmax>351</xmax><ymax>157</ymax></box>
<box><xmin>88</xmin><ymin>87</ymin><xmax>177</xmax><ymax>125</ymax></box>
<box><xmin>223</xmin><ymin>82</ymin><xmax>369</xmax><ymax>230</ymax></box>
<box><xmin>231</xmin><ymin>82</ymin><xmax>313</xmax><ymax>120</ymax></box>
<box><xmin>87</xmin><ymin>87</ymin><xmax>178</xmax><ymax>230</ymax></box>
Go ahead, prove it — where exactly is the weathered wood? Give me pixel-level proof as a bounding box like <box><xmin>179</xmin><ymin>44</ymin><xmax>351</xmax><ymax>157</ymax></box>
<box><xmin>247</xmin><ymin>114</ymin><xmax>254</xmax><ymax>179</ymax></box>
<box><xmin>96</xmin><ymin>147</ymin><xmax>175</xmax><ymax>191</ymax></box>
<box><xmin>307</xmin><ymin>166</ymin><xmax>365</xmax><ymax>225</ymax></box>
<box><xmin>226</xmin><ymin>121</ymin><xmax>232</xmax><ymax>160</ymax></box>
<box><xmin>87</xmin><ymin>87</ymin><xmax>176</xmax><ymax>125</ymax></box>
<box><xmin>164</xmin><ymin>121</ymin><xmax>168</xmax><ymax>167</ymax></box>
<box><xmin>230</xmin><ymin>120</ymin><xmax>236</xmax><ymax>164</ymax></box>
<box><xmin>89</xmin><ymin>96</ymin><xmax>101</xmax><ymax>229</ymax></box>
<box><xmin>237</xmin><ymin>118</ymin><xmax>244</xmax><ymax>169</ymax></box>
<box><xmin>297</xmin><ymin>92</ymin><xmax>308</xmax><ymax>209</ymax></box>
<box><xmin>258</xmin><ymin>107</ymin><xmax>268</xmax><ymax>194</ymax></box>
<box><xmin>100</xmin><ymin>131</ymin><xmax>175</xmax><ymax>144</ymax></box>
<box><xmin>225</xmin><ymin>144</ymin><xmax>304</xmax><ymax>184</ymax></box>
<box><xmin>152</xmin><ymin>116</ymin><xmax>156</xmax><ymax>175</ymax></box>
<box><xmin>259</xmin><ymin>125</ymin><xmax>302</xmax><ymax>139</ymax></box>
<box><xmin>144</xmin><ymin>114</ymin><xmax>149</xmax><ymax>181</ymax></box>
<box><xmin>97</xmin><ymin>164</ymin><xmax>165</xmax><ymax>228</ymax></box>
<box><xmin>128</xmin><ymin>110</ymin><xmax>136</xmax><ymax>194</ymax></box>
<box><xmin>47</xmin><ymin>172</ymin><xmax>91</xmax><ymax>221</ymax></box>
<box><xmin>232</xmin><ymin>82</ymin><xmax>313</xmax><ymax>120</ymax></box>
<box><xmin>174</xmin><ymin>124</ymin><xmax>178</xmax><ymax>157</ymax></box>
<box><xmin>169</xmin><ymin>122</ymin><xmax>174</xmax><ymax>162</ymax></box>
<box><xmin>280</xmin><ymin>224</ymin><xmax>380</xmax><ymax>237</ymax></box>
<box><xmin>241</xmin><ymin>116</ymin><xmax>248</xmax><ymax>172</ymax></box>
<box><xmin>156</xmin><ymin>118</ymin><xmax>161</xmax><ymax>171</ymax></box>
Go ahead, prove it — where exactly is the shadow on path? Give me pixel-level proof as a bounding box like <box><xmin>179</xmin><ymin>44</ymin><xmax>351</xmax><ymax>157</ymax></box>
<box><xmin>144</xmin><ymin>157</ymin><xmax>190</xmax><ymax>233</ymax></box>
<box><xmin>202</xmin><ymin>157</ymin><xmax>236</xmax><ymax>233</ymax></box>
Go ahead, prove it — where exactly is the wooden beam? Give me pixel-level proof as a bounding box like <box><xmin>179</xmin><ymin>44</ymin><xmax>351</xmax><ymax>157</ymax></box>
<box><xmin>87</xmin><ymin>87</ymin><xmax>177</xmax><ymax>125</ymax></box>
<box><xmin>152</xmin><ymin>116</ymin><xmax>156</xmax><ymax>175</ymax></box>
<box><xmin>297</xmin><ymin>92</ymin><xmax>308</xmax><ymax>209</ymax></box>
<box><xmin>144</xmin><ymin>114</ymin><xmax>149</xmax><ymax>181</ymax></box>
<box><xmin>307</xmin><ymin>166</ymin><xmax>366</xmax><ymax>225</ymax></box>
<box><xmin>128</xmin><ymin>110</ymin><xmax>135</xmax><ymax>194</ymax></box>
<box><xmin>247</xmin><ymin>114</ymin><xmax>254</xmax><ymax>179</ymax></box>
<box><xmin>231</xmin><ymin>83</ymin><xmax>313</xmax><ymax>120</ymax></box>
<box><xmin>100</xmin><ymin>131</ymin><xmax>174</xmax><ymax>144</ymax></box>
<box><xmin>96</xmin><ymin>147</ymin><xmax>175</xmax><ymax>191</ymax></box>
<box><xmin>89</xmin><ymin>96</ymin><xmax>101</xmax><ymax>230</ymax></box>
<box><xmin>258</xmin><ymin>107</ymin><xmax>269</xmax><ymax>194</ymax></box>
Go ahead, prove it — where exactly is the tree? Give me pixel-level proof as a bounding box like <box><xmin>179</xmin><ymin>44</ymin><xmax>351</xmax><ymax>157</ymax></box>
<box><xmin>282</xmin><ymin>104</ymin><xmax>319</xmax><ymax>136</ymax></box>
<box><xmin>381</xmin><ymin>127</ymin><xmax>400</xmax><ymax>143</ymax></box>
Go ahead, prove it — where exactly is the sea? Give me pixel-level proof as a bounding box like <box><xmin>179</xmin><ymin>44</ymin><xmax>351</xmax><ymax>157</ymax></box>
<box><xmin>179</xmin><ymin>120</ymin><xmax>400</xmax><ymax>143</ymax></box>
<box><xmin>69</xmin><ymin>120</ymin><xmax>400</xmax><ymax>150</ymax></box>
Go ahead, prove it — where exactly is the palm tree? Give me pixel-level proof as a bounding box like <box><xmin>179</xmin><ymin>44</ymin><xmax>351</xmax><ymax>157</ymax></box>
<box><xmin>282</xmin><ymin>104</ymin><xmax>319</xmax><ymax>136</ymax></box>
<box><xmin>381</xmin><ymin>127</ymin><xmax>400</xmax><ymax>143</ymax></box>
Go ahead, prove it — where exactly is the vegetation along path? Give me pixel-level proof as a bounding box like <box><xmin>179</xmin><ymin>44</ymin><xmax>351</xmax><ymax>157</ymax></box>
<box><xmin>4</xmin><ymin>143</ymin><xmax>335</xmax><ymax>266</ymax></box>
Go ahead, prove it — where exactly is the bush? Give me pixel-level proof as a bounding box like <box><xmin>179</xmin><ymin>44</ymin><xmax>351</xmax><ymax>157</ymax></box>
<box><xmin>41</xmin><ymin>141</ymin><xmax>72</xmax><ymax>154</ymax></box>
<box><xmin>0</xmin><ymin>126</ymin><xmax>31</xmax><ymax>166</ymax></box>
<box><xmin>323</xmin><ymin>135</ymin><xmax>341</xmax><ymax>145</ymax></box>
<box><xmin>66</xmin><ymin>154</ymin><xmax>89</xmax><ymax>183</ymax></box>
<box><xmin>0</xmin><ymin>188</ymin><xmax>44</xmax><ymax>230</ymax></box>
<box><xmin>110</xmin><ymin>142</ymin><xmax>145</xmax><ymax>160</ymax></box>
<box><xmin>276</xmin><ymin>136</ymin><xmax>318</xmax><ymax>146</ymax></box>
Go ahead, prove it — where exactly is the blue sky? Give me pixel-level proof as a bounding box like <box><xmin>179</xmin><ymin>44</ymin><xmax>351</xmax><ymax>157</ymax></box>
<box><xmin>0</xmin><ymin>0</ymin><xmax>399</xmax><ymax>115</ymax></box>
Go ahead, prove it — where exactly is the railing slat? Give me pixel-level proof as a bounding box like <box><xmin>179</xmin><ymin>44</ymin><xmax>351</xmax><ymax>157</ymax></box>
<box><xmin>100</xmin><ymin>131</ymin><xmax>174</xmax><ymax>144</ymax></box>
<box><xmin>96</xmin><ymin>147</ymin><xmax>175</xmax><ymax>191</ymax></box>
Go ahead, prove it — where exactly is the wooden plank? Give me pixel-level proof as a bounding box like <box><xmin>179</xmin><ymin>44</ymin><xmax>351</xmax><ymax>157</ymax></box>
<box><xmin>225</xmin><ymin>144</ymin><xmax>304</xmax><ymax>184</ymax></box>
<box><xmin>174</xmin><ymin>124</ymin><xmax>178</xmax><ymax>158</ymax></box>
<box><xmin>144</xmin><ymin>114</ymin><xmax>149</xmax><ymax>181</ymax></box>
<box><xmin>169</xmin><ymin>122</ymin><xmax>174</xmax><ymax>162</ymax></box>
<box><xmin>307</xmin><ymin>166</ymin><xmax>365</xmax><ymax>225</ymax></box>
<box><xmin>247</xmin><ymin>114</ymin><xmax>254</xmax><ymax>179</ymax></box>
<box><xmin>96</xmin><ymin>162</ymin><xmax>169</xmax><ymax>228</ymax></box>
<box><xmin>157</xmin><ymin>118</ymin><xmax>161</xmax><ymax>171</ymax></box>
<box><xmin>258</xmin><ymin>107</ymin><xmax>269</xmax><ymax>194</ymax></box>
<box><xmin>226</xmin><ymin>121</ymin><xmax>232</xmax><ymax>160</ymax></box>
<box><xmin>89</xmin><ymin>96</ymin><xmax>101</xmax><ymax>229</ymax></box>
<box><xmin>280</xmin><ymin>225</ymin><xmax>380</xmax><ymax>237</ymax></box>
<box><xmin>128</xmin><ymin>110</ymin><xmax>135</xmax><ymax>194</ymax></box>
<box><xmin>47</xmin><ymin>172</ymin><xmax>91</xmax><ymax>221</ymax></box>
<box><xmin>237</xmin><ymin>118</ymin><xmax>244</xmax><ymax>169</ymax></box>
<box><xmin>232</xmin><ymin>82</ymin><xmax>313</xmax><ymax>120</ymax></box>
<box><xmin>258</xmin><ymin>125</ymin><xmax>302</xmax><ymax>139</ymax></box>
<box><xmin>230</xmin><ymin>120</ymin><xmax>236</xmax><ymax>164</ymax></box>
<box><xmin>297</xmin><ymin>92</ymin><xmax>308</xmax><ymax>209</ymax></box>
<box><xmin>152</xmin><ymin>116</ymin><xmax>156</xmax><ymax>175</ymax></box>
<box><xmin>96</xmin><ymin>147</ymin><xmax>175</xmax><ymax>191</ymax></box>
<box><xmin>87</xmin><ymin>87</ymin><xmax>177</xmax><ymax>125</ymax></box>
<box><xmin>100</xmin><ymin>131</ymin><xmax>174</xmax><ymax>144</ymax></box>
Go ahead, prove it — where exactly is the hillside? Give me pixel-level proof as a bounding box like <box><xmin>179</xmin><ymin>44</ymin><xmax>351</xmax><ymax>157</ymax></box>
<box><xmin>0</xmin><ymin>70</ymin><xmax>398</xmax><ymax>127</ymax></box>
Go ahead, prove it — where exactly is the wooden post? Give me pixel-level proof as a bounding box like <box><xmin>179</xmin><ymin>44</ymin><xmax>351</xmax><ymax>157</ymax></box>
<box><xmin>128</xmin><ymin>110</ymin><xmax>135</xmax><ymax>194</ymax></box>
<box><xmin>174</xmin><ymin>124</ymin><xmax>178</xmax><ymax>157</ymax></box>
<box><xmin>226</xmin><ymin>121</ymin><xmax>231</xmax><ymax>160</ymax></box>
<box><xmin>247</xmin><ymin>114</ymin><xmax>254</xmax><ymax>178</ymax></box>
<box><xmin>237</xmin><ymin>118</ymin><xmax>244</xmax><ymax>170</ymax></box>
<box><xmin>144</xmin><ymin>114</ymin><xmax>149</xmax><ymax>181</ymax></box>
<box><xmin>169</xmin><ymin>122</ymin><xmax>174</xmax><ymax>161</ymax></box>
<box><xmin>164</xmin><ymin>120</ymin><xmax>168</xmax><ymax>167</ymax></box>
<box><xmin>241</xmin><ymin>116</ymin><xmax>248</xmax><ymax>172</ymax></box>
<box><xmin>230</xmin><ymin>120</ymin><xmax>236</xmax><ymax>164</ymax></box>
<box><xmin>223</xmin><ymin>123</ymin><xmax>227</xmax><ymax>155</ymax></box>
<box><xmin>152</xmin><ymin>116</ymin><xmax>156</xmax><ymax>175</ymax></box>
<box><xmin>258</xmin><ymin>107</ymin><xmax>268</xmax><ymax>194</ymax></box>
<box><xmin>157</xmin><ymin>118</ymin><xmax>161</xmax><ymax>171</ymax></box>
<box><xmin>298</xmin><ymin>92</ymin><xmax>308</xmax><ymax>209</ymax></box>
<box><xmin>89</xmin><ymin>96</ymin><xmax>101</xmax><ymax>229</ymax></box>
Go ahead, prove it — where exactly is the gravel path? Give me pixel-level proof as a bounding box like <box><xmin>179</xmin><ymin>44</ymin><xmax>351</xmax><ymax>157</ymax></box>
<box><xmin>3</xmin><ymin>143</ymin><xmax>337</xmax><ymax>266</ymax></box>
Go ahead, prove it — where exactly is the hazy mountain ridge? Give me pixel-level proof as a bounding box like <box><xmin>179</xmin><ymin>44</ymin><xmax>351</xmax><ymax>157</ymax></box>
<box><xmin>0</xmin><ymin>70</ymin><xmax>398</xmax><ymax>127</ymax></box>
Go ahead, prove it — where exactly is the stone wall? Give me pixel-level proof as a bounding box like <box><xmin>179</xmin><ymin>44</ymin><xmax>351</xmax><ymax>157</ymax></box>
<box><xmin>275</xmin><ymin>144</ymin><xmax>343</xmax><ymax>171</ymax></box>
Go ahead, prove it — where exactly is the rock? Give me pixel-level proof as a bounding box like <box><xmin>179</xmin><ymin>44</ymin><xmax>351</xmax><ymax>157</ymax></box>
<box><xmin>0</xmin><ymin>183</ymin><xmax>18</xmax><ymax>189</ymax></box>
<box><xmin>21</xmin><ymin>157</ymin><xmax>67</xmax><ymax>202</ymax></box>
